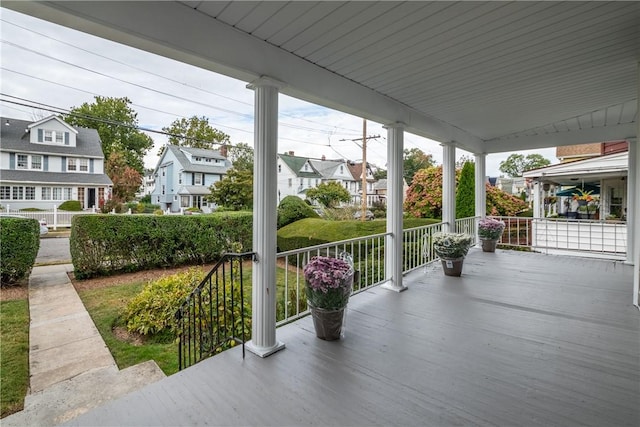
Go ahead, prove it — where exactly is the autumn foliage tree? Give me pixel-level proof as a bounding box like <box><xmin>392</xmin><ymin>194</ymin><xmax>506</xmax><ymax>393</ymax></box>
<box><xmin>105</xmin><ymin>151</ymin><xmax>142</xmax><ymax>203</ymax></box>
<box><xmin>404</xmin><ymin>165</ymin><xmax>527</xmax><ymax>218</ymax></box>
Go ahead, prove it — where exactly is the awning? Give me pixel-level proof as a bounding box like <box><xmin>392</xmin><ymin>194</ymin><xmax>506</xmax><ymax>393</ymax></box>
<box><xmin>177</xmin><ymin>186</ymin><xmax>211</xmax><ymax>196</ymax></box>
<box><xmin>555</xmin><ymin>184</ymin><xmax>600</xmax><ymax>197</ymax></box>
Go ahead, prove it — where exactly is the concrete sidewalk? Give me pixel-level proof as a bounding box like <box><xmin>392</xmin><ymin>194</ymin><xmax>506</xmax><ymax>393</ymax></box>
<box><xmin>3</xmin><ymin>264</ymin><xmax>165</xmax><ymax>426</ymax></box>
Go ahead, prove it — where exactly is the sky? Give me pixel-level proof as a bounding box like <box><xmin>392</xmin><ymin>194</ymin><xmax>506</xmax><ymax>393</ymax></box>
<box><xmin>0</xmin><ymin>8</ymin><xmax>557</xmax><ymax>176</ymax></box>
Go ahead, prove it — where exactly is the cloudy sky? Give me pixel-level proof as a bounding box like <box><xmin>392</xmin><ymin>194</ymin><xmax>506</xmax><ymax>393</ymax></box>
<box><xmin>0</xmin><ymin>7</ymin><xmax>556</xmax><ymax>176</ymax></box>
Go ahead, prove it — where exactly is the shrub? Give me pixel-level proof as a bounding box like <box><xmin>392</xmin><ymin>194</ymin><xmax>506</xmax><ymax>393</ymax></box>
<box><xmin>0</xmin><ymin>218</ymin><xmax>40</xmax><ymax>285</ymax></box>
<box><xmin>101</xmin><ymin>199</ymin><xmax>123</xmax><ymax>214</ymax></box>
<box><xmin>58</xmin><ymin>200</ymin><xmax>82</xmax><ymax>211</ymax></box>
<box><xmin>70</xmin><ymin>213</ymin><xmax>253</xmax><ymax>278</ymax></box>
<box><xmin>277</xmin><ymin>196</ymin><xmax>319</xmax><ymax>229</ymax></box>
<box><xmin>153</xmin><ymin>209</ymin><xmax>164</xmax><ymax>215</ymax></box>
<box><xmin>18</xmin><ymin>208</ymin><xmax>44</xmax><ymax>212</ymax></box>
<box><xmin>124</xmin><ymin>269</ymin><xmax>204</xmax><ymax>336</ymax></box>
<box><xmin>456</xmin><ymin>161</ymin><xmax>475</xmax><ymax>218</ymax></box>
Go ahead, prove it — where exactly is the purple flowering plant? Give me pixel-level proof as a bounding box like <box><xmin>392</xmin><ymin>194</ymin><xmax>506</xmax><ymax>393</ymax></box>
<box><xmin>303</xmin><ymin>255</ymin><xmax>354</xmax><ymax>310</ymax></box>
<box><xmin>478</xmin><ymin>218</ymin><xmax>506</xmax><ymax>240</ymax></box>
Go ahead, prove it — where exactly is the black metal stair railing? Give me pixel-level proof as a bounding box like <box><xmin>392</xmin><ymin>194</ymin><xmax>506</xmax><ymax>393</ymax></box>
<box><xmin>176</xmin><ymin>252</ymin><xmax>255</xmax><ymax>370</ymax></box>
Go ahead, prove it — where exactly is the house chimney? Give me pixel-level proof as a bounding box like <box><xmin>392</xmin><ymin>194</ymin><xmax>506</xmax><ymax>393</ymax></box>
<box><xmin>321</xmin><ymin>155</ymin><xmax>326</xmax><ymax>161</ymax></box>
<box><xmin>219</xmin><ymin>144</ymin><xmax>228</xmax><ymax>158</ymax></box>
<box><xmin>288</xmin><ymin>151</ymin><xmax>294</xmax><ymax>156</ymax></box>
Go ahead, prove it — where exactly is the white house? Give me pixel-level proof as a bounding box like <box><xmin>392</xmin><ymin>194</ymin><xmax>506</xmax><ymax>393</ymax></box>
<box><xmin>0</xmin><ymin>116</ymin><xmax>112</xmax><ymax>210</ymax></box>
<box><xmin>136</xmin><ymin>168</ymin><xmax>155</xmax><ymax>199</ymax></box>
<box><xmin>277</xmin><ymin>152</ymin><xmax>367</xmax><ymax>203</ymax></box>
<box><xmin>151</xmin><ymin>145</ymin><xmax>231</xmax><ymax>212</ymax></box>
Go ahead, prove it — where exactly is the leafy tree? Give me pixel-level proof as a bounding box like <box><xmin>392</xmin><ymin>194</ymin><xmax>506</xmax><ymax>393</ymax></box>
<box><xmin>403</xmin><ymin>148</ymin><xmax>435</xmax><ymax>185</ymax></box>
<box><xmin>227</xmin><ymin>142</ymin><xmax>254</xmax><ymax>172</ymax></box>
<box><xmin>160</xmin><ymin>116</ymin><xmax>230</xmax><ymax>155</ymax></box>
<box><xmin>65</xmin><ymin>96</ymin><xmax>153</xmax><ymax>173</ymax></box>
<box><xmin>105</xmin><ymin>151</ymin><xmax>142</xmax><ymax>203</ymax></box>
<box><xmin>405</xmin><ymin>165</ymin><xmax>528</xmax><ymax>218</ymax></box>
<box><xmin>404</xmin><ymin>166</ymin><xmax>444</xmax><ymax>218</ymax></box>
<box><xmin>499</xmin><ymin>153</ymin><xmax>551</xmax><ymax>177</ymax></box>
<box><xmin>456</xmin><ymin>161</ymin><xmax>475</xmax><ymax>218</ymax></box>
<box><xmin>208</xmin><ymin>168</ymin><xmax>253</xmax><ymax>210</ymax></box>
<box><xmin>305</xmin><ymin>181</ymin><xmax>351</xmax><ymax>208</ymax></box>
<box><xmin>456</xmin><ymin>154</ymin><xmax>474</xmax><ymax>169</ymax></box>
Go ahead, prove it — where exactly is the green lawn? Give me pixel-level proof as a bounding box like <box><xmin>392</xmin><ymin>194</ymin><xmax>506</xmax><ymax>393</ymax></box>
<box><xmin>78</xmin><ymin>283</ymin><xmax>180</xmax><ymax>376</ymax></box>
<box><xmin>0</xmin><ymin>299</ymin><xmax>29</xmax><ymax>418</ymax></box>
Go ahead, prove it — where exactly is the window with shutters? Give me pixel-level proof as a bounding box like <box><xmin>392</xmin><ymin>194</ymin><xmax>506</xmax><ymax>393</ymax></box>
<box><xmin>68</xmin><ymin>158</ymin><xmax>77</xmax><ymax>171</ymax></box>
<box><xmin>79</xmin><ymin>159</ymin><xmax>88</xmax><ymax>172</ymax></box>
<box><xmin>17</xmin><ymin>154</ymin><xmax>28</xmax><ymax>169</ymax></box>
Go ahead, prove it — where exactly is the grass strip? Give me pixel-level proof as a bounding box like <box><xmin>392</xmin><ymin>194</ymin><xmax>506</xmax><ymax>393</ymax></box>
<box><xmin>0</xmin><ymin>299</ymin><xmax>29</xmax><ymax>418</ymax></box>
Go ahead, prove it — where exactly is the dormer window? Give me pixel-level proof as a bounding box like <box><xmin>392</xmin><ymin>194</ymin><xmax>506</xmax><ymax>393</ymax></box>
<box><xmin>55</xmin><ymin>132</ymin><xmax>64</xmax><ymax>143</ymax></box>
<box><xmin>44</xmin><ymin>130</ymin><xmax>53</xmax><ymax>142</ymax></box>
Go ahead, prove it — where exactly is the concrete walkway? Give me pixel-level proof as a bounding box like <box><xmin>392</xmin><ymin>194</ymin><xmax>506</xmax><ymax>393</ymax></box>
<box><xmin>3</xmin><ymin>264</ymin><xmax>165</xmax><ymax>426</ymax></box>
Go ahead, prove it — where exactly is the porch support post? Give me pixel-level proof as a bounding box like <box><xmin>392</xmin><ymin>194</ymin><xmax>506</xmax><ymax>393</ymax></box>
<box><xmin>627</xmin><ymin>138</ymin><xmax>636</xmax><ymax>265</ymax></box>
<box><xmin>633</xmin><ymin>63</ymin><xmax>640</xmax><ymax>309</ymax></box>
<box><xmin>246</xmin><ymin>76</ymin><xmax>286</xmax><ymax>357</ymax></box>
<box><xmin>382</xmin><ymin>122</ymin><xmax>407</xmax><ymax>293</ymax></box>
<box><xmin>442</xmin><ymin>143</ymin><xmax>456</xmax><ymax>232</ymax></box>
<box><xmin>474</xmin><ymin>153</ymin><xmax>486</xmax><ymax>243</ymax></box>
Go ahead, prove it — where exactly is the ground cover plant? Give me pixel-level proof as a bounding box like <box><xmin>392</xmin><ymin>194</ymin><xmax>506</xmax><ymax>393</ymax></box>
<box><xmin>0</xmin><ymin>299</ymin><xmax>29</xmax><ymax>417</ymax></box>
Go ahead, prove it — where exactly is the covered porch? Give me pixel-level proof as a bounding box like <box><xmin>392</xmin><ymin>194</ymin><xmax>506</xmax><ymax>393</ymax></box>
<box><xmin>67</xmin><ymin>249</ymin><xmax>638</xmax><ymax>426</ymax></box>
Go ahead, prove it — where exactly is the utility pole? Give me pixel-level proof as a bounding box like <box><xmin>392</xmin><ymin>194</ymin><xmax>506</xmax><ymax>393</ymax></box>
<box><xmin>340</xmin><ymin>122</ymin><xmax>380</xmax><ymax>221</ymax></box>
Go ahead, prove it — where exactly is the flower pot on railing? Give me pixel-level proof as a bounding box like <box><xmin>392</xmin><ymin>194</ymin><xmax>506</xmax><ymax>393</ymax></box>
<box><xmin>303</xmin><ymin>254</ymin><xmax>354</xmax><ymax>340</ymax></box>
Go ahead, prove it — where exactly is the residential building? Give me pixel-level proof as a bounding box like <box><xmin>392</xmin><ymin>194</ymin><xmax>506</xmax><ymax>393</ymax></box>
<box><xmin>345</xmin><ymin>161</ymin><xmax>376</xmax><ymax>201</ymax></box>
<box><xmin>136</xmin><ymin>168</ymin><xmax>155</xmax><ymax>199</ymax></box>
<box><xmin>496</xmin><ymin>177</ymin><xmax>527</xmax><ymax>198</ymax></box>
<box><xmin>151</xmin><ymin>145</ymin><xmax>231</xmax><ymax>212</ymax></box>
<box><xmin>277</xmin><ymin>152</ymin><xmax>358</xmax><ymax>202</ymax></box>
<box><xmin>0</xmin><ymin>116</ymin><xmax>112</xmax><ymax>210</ymax></box>
<box><xmin>556</xmin><ymin>140</ymin><xmax>628</xmax><ymax>163</ymax></box>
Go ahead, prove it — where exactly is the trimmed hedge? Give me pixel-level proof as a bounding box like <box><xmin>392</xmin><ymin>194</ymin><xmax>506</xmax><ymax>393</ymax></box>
<box><xmin>58</xmin><ymin>200</ymin><xmax>82</xmax><ymax>211</ymax></box>
<box><xmin>277</xmin><ymin>217</ymin><xmax>440</xmax><ymax>252</ymax></box>
<box><xmin>277</xmin><ymin>196</ymin><xmax>319</xmax><ymax>229</ymax></box>
<box><xmin>1</xmin><ymin>218</ymin><xmax>40</xmax><ymax>285</ymax></box>
<box><xmin>70</xmin><ymin>213</ymin><xmax>253</xmax><ymax>278</ymax></box>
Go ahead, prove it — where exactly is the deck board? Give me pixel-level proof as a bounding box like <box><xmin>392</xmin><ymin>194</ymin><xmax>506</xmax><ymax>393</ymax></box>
<box><xmin>67</xmin><ymin>250</ymin><xmax>639</xmax><ymax>426</ymax></box>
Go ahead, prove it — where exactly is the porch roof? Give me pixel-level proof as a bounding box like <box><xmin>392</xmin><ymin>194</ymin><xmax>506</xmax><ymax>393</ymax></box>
<box><xmin>4</xmin><ymin>1</ymin><xmax>637</xmax><ymax>153</ymax></box>
<box><xmin>66</xmin><ymin>250</ymin><xmax>639</xmax><ymax>426</ymax></box>
<box><xmin>523</xmin><ymin>152</ymin><xmax>628</xmax><ymax>185</ymax></box>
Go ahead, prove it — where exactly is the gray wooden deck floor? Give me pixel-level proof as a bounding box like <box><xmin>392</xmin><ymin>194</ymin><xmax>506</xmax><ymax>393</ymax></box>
<box><xmin>68</xmin><ymin>250</ymin><xmax>639</xmax><ymax>426</ymax></box>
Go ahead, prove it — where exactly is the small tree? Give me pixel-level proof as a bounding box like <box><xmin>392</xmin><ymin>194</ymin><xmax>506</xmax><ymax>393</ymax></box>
<box><xmin>456</xmin><ymin>161</ymin><xmax>475</xmax><ymax>218</ymax></box>
<box><xmin>208</xmin><ymin>168</ymin><xmax>253</xmax><ymax>210</ymax></box>
<box><xmin>305</xmin><ymin>181</ymin><xmax>351</xmax><ymax>208</ymax></box>
<box><xmin>105</xmin><ymin>151</ymin><xmax>142</xmax><ymax>203</ymax></box>
<box><xmin>403</xmin><ymin>148</ymin><xmax>435</xmax><ymax>185</ymax></box>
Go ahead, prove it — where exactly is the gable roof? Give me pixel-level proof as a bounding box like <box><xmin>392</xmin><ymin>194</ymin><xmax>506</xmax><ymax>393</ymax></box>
<box><xmin>278</xmin><ymin>154</ymin><xmax>322</xmax><ymax>178</ymax></box>
<box><xmin>308</xmin><ymin>159</ymin><xmax>347</xmax><ymax>180</ymax></box>
<box><xmin>346</xmin><ymin>162</ymin><xmax>375</xmax><ymax>182</ymax></box>
<box><xmin>27</xmin><ymin>115</ymin><xmax>78</xmax><ymax>134</ymax></box>
<box><xmin>0</xmin><ymin>117</ymin><xmax>105</xmax><ymax>158</ymax></box>
<box><xmin>160</xmin><ymin>144</ymin><xmax>230</xmax><ymax>174</ymax></box>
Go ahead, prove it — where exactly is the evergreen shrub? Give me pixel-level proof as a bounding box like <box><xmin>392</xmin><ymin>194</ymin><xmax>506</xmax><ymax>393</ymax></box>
<box><xmin>70</xmin><ymin>213</ymin><xmax>252</xmax><ymax>278</ymax></box>
<box><xmin>277</xmin><ymin>196</ymin><xmax>319</xmax><ymax>229</ymax></box>
<box><xmin>0</xmin><ymin>218</ymin><xmax>40</xmax><ymax>285</ymax></box>
<box><xmin>58</xmin><ymin>200</ymin><xmax>82</xmax><ymax>211</ymax></box>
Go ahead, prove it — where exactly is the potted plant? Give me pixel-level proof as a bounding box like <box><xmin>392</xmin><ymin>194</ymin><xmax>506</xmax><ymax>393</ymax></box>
<box><xmin>431</xmin><ymin>232</ymin><xmax>473</xmax><ymax>276</ymax></box>
<box><xmin>303</xmin><ymin>254</ymin><xmax>354</xmax><ymax>340</ymax></box>
<box><xmin>477</xmin><ymin>218</ymin><xmax>505</xmax><ymax>252</ymax></box>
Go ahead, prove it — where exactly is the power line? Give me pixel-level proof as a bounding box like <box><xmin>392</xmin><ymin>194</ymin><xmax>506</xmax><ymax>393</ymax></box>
<box><xmin>1</xmin><ymin>17</ymin><xmax>363</xmax><ymax>135</ymax></box>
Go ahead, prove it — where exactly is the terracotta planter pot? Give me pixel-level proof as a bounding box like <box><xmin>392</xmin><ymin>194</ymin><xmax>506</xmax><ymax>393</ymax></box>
<box><xmin>309</xmin><ymin>305</ymin><xmax>345</xmax><ymax>340</ymax></box>
<box><xmin>481</xmin><ymin>239</ymin><xmax>498</xmax><ymax>252</ymax></box>
<box><xmin>440</xmin><ymin>257</ymin><xmax>464</xmax><ymax>277</ymax></box>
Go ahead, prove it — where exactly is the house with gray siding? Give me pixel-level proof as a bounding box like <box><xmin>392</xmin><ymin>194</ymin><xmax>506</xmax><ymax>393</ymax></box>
<box><xmin>151</xmin><ymin>145</ymin><xmax>230</xmax><ymax>212</ymax></box>
<box><xmin>0</xmin><ymin>115</ymin><xmax>112</xmax><ymax>210</ymax></box>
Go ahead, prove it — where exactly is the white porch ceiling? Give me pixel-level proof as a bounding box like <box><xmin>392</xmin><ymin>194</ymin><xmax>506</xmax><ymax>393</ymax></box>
<box><xmin>4</xmin><ymin>1</ymin><xmax>638</xmax><ymax>154</ymax></box>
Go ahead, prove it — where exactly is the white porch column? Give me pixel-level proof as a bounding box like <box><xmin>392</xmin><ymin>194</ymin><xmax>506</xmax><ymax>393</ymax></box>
<box><xmin>382</xmin><ymin>122</ymin><xmax>407</xmax><ymax>293</ymax></box>
<box><xmin>442</xmin><ymin>144</ymin><xmax>456</xmax><ymax>232</ymax></box>
<box><xmin>474</xmin><ymin>153</ymin><xmax>486</xmax><ymax>218</ymax></box>
<box><xmin>626</xmin><ymin>138</ymin><xmax>636</xmax><ymax>265</ymax></box>
<box><xmin>633</xmin><ymin>63</ymin><xmax>640</xmax><ymax>308</ymax></box>
<box><xmin>246</xmin><ymin>77</ymin><xmax>285</xmax><ymax>357</ymax></box>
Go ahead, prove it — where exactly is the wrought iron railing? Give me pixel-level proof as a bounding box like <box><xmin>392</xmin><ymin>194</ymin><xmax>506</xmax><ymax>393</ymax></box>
<box><xmin>176</xmin><ymin>252</ymin><xmax>254</xmax><ymax>370</ymax></box>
